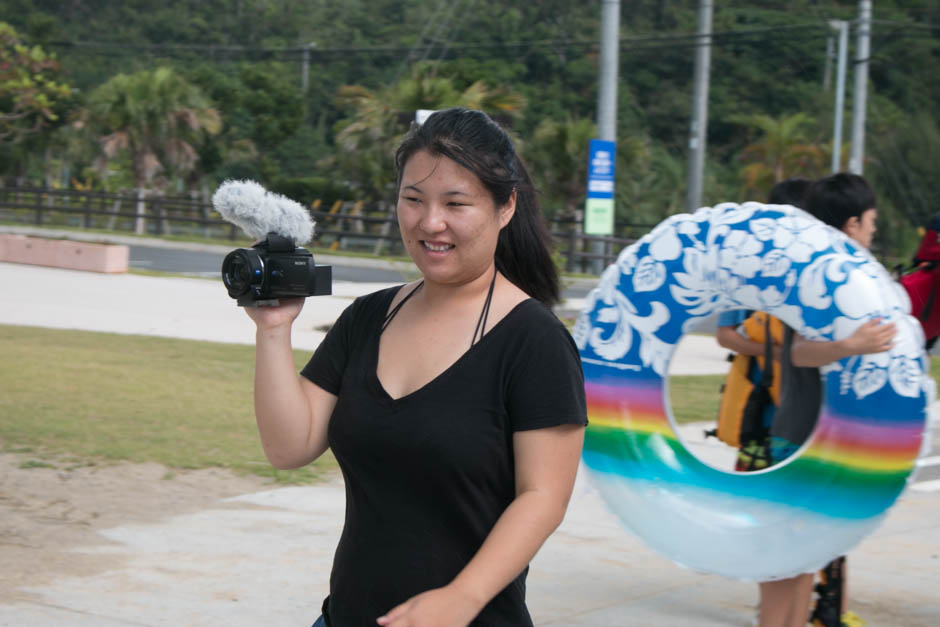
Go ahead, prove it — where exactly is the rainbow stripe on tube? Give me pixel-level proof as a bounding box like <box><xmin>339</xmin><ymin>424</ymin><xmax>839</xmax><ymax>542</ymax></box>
<box><xmin>582</xmin><ymin>365</ymin><xmax>922</xmax><ymax>521</ymax></box>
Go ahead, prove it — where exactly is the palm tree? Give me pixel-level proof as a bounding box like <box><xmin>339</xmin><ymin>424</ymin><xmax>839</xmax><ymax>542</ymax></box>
<box><xmin>731</xmin><ymin>112</ymin><xmax>826</xmax><ymax>198</ymax></box>
<box><xmin>84</xmin><ymin>67</ymin><xmax>221</xmax><ymax>192</ymax></box>
<box><xmin>326</xmin><ymin>64</ymin><xmax>525</xmax><ymax>207</ymax></box>
<box><xmin>523</xmin><ymin>116</ymin><xmax>597</xmax><ymax>220</ymax></box>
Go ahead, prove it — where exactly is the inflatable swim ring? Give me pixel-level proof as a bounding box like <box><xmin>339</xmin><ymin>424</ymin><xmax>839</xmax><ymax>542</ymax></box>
<box><xmin>572</xmin><ymin>202</ymin><xmax>933</xmax><ymax>581</ymax></box>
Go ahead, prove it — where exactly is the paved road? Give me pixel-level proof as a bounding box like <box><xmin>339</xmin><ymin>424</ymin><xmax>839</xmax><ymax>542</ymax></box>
<box><xmin>0</xmin><ymin>224</ymin><xmax>644</xmax><ymax>305</ymax></box>
<box><xmin>129</xmin><ymin>244</ymin><xmax>409</xmax><ymax>284</ymax></box>
<box><xmin>126</xmin><ymin>243</ymin><xmax>600</xmax><ymax>300</ymax></box>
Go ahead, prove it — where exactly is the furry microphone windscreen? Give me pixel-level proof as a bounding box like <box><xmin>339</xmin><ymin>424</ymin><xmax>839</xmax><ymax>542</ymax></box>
<box><xmin>212</xmin><ymin>180</ymin><xmax>315</xmax><ymax>245</ymax></box>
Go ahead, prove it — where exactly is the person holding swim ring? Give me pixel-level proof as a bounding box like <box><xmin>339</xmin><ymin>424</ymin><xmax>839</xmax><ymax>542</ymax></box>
<box><xmin>758</xmin><ymin>173</ymin><xmax>895</xmax><ymax>627</ymax></box>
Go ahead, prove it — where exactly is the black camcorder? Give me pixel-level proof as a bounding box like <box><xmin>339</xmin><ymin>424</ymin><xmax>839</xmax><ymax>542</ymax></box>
<box><xmin>221</xmin><ymin>233</ymin><xmax>332</xmax><ymax>307</ymax></box>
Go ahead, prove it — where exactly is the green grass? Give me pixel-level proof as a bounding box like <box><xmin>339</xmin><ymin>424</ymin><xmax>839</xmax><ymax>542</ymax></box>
<box><xmin>19</xmin><ymin>459</ymin><xmax>57</xmax><ymax>469</ymax></box>
<box><xmin>0</xmin><ymin>325</ymin><xmax>333</xmax><ymax>483</ymax></box>
<box><xmin>3</xmin><ymin>324</ymin><xmax>935</xmax><ymax>481</ymax></box>
<box><xmin>668</xmin><ymin>374</ymin><xmax>725</xmax><ymax>425</ymax></box>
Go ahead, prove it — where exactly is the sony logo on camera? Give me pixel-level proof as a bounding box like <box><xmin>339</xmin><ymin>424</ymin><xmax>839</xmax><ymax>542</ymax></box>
<box><xmin>212</xmin><ymin>180</ymin><xmax>332</xmax><ymax>307</ymax></box>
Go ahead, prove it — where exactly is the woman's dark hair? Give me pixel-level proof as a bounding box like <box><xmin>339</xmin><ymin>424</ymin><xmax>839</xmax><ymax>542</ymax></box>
<box><xmin>767</xmin><ymin>177</ymin><xmax>811</xmax><ymax>208</ymax></box>
<box><xmin>395</xmin><ymin>107</ymin><xmax>560</xmax><ymax>306</ymax></box>
<box><xmin>804</xmin><ymin>172</ymin><xmax>876</xmax><ymax>230</ymax></box>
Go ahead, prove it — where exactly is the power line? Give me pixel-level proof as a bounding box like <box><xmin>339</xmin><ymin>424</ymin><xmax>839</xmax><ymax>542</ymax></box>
<box><xmin>393</xmin><ymin>0</ymin><xmax>452</xmax><ymax>79</ymax></box>
<box><xmin>429</xmin><ymin>0</ymin><xmax>481</xmax><ymax>66</ymax></box>
<box><xmin>38</xmin><ymin>21</ymin><xmax>834</xmax><ymax>59</ymax></box>
<box><xmin>415</xmin><ymin>0</ymin><xmax>467</xmax><ymax>64</ymax></box>
<box><xmin>53</xmin><ymin>16</ymin><xmax>940</xmax><ymax>58</ymax></box>
<box><xmin>872</xmin><ymin>18</ymin><xmax>940</xmax><ymax>32</ymax></box>
<box><xmin>34</xmin><ymin>19</ymin><xmax>936</xmax><ymax>81</ymax></box>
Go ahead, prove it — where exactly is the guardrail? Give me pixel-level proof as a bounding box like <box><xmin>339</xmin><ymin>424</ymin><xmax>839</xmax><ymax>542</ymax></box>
<box><xmin>0</xmin><ymin>186</ymin><xmax>653</xmax><ymax>273</ymax></box>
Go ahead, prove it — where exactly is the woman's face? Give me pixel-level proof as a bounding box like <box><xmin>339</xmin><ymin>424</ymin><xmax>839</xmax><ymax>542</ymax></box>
<box><xmin>397</xmin><ymin>150</ymin><xmax>514</xmax><ymax>287</ymax></box>
<box><xmin>844</xmin><ymin>207</ymin><xmax>877</xmax><ymax>250</ymax></box>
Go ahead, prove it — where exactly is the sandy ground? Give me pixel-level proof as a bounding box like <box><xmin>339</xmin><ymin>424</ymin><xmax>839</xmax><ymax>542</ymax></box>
<box><xmin>0</xmin><ymin>451</ymin><xmax>274</xmax><ymax>605</ymax></box>
<box><xmin>2</xmin><ymin>450</ymin><xmax>939</xmax><ymax>627</ymax></box>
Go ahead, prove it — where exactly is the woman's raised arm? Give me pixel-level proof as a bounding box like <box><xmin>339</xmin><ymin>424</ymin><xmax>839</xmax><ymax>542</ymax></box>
<box><xmin>246</xmin><ymin>298</ymin><xmax>336</xmax><ymax>469</ymax></box>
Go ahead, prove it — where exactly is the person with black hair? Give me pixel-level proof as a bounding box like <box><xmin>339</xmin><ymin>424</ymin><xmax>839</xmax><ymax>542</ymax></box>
<box><xmin>243</xmin><ymin>108</ymin><xmax>587</xmax><ymax>627</ymax></box>
<box><xmin>802</xmin><ymin>172</ymin><xmax>879</xmax><ymax>251</ymax></box>
<box><xmin>757</xmin><ymin>172</ymin><xmax>893</xmax><ymax>627</ymax></box>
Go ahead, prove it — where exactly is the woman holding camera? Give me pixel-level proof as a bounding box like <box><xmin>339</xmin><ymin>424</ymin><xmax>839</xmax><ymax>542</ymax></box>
<box><xmin>244</xmin><ymin>108</ymin><xmax>587</xmax><ymax>627</ymax></box>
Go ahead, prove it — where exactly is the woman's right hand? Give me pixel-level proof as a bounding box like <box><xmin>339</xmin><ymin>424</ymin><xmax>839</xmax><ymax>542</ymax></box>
<box><xmin>243</xmin><ymin>297</ymin><xmax>305</xmax><ymax>331</ymax></box>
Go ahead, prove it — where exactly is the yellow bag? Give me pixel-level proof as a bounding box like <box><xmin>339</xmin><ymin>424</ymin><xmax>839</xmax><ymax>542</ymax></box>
<box><xmin>714</xmin><ymin>312</ymin><xmax>784</xmax><ymax>447</ymax></box>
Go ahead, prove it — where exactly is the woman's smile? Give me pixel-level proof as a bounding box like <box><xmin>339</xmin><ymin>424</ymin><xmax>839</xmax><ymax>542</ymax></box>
<box><xmin>422</xmin><ymin>240</ymin><xmax>455</xmax><ymax>253</ymax></box>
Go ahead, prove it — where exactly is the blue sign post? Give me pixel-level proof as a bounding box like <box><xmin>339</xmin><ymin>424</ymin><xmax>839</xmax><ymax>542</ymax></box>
<box><xmin>585</xmin><ymin>139</ymin><xmax>616</xmax><ymax>235</ymax></box>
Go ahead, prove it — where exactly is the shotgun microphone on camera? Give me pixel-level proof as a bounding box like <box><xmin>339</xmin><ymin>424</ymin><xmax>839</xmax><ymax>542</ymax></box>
<box><xmin>212</xmin><ymin>180</ymin><xmax>331</xmax><ymax>307</ymax></box>
<box><xmin>212</xmin><ymin>179</ymin><xmax>315</xmax><ymax>244</ymax></box>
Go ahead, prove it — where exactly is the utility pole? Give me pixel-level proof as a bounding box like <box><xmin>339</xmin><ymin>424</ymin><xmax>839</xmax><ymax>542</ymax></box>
<box><xmin>301</xmin><ymin>41</ymin><xmax>316</xmax><ymax>93</ymax></box>
<box><xmin>685</xmin><ymin>0</ymin><xmax>713</xmax><ymax>213</ymax></box>
<box><xmin>830</xmin><ymin>20</ymin><xmax>849</xmax><ymax>172</ymax></box>
<box><xmin>597</xmin><ymin>0</ymin><xmax>620</xmax><ymax>143</ymax></box>
<box><xmin>849</xmin><ymin>0</ymin><xmax>871</xmax><ymax>174</ymax></box>
<box><xmin>584</xmin><ymin>0</ymin><xmax>621</xmax><ymax>275</ymax></box>
<box><xmin>300</xmin><ymin>41</ymin><xmax>317</xmax><ymax>124</ymax></box>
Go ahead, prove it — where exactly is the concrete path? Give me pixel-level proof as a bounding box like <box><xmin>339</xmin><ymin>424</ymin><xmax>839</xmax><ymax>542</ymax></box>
<box><xmin>1</xmin><ymin>463</ymin><xmax>937</xmax><ymax>627</ymax></box>
<box><xmin>2</xmin><ymin>261</ymin><xmax>939</xmax><ymax>626</ymax></box>
<box><xmin>0</xmin><ymin>261</ymin><xmax>730</xmax><ymax>374</ymax></box>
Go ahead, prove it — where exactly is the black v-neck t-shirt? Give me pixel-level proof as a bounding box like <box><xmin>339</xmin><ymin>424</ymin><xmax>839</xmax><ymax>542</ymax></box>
<box><xmin>300</xmin><ymin>286</ymin><xmax>587</xmax><ymax>626</ymax></box>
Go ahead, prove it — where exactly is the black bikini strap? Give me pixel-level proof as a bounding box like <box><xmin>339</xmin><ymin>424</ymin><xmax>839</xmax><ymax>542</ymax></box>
<box><xmin>382</xmin><ymin>270</ymin><xmax>496</xmax><ymax>346</ymax></box>
<box><xmin>382</xmin><ymin>281</ymin><xmax>424</xmax><ymax>331</ymax></box>
<box><xmin>471</xmin><ymin>269</ymin><xmax>498</xmax><ymax>348</ymax></box>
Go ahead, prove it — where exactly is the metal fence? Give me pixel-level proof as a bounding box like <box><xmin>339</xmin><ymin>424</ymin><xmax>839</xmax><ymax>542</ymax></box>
<box><xmin>0</xmin><ymin>186</ymin><xmax>652</xmax><ymax>273</ymax></box>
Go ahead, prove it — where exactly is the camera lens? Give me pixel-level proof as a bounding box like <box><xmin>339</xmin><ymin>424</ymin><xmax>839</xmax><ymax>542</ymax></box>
<box><xmin>222</xmin><ymin>249</ymin><xmax>264</xmax><ymax>297</ymax></box>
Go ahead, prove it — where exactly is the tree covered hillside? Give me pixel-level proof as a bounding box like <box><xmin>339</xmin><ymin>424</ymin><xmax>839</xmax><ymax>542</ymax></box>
<box><xmin>1</xmin><ymin>0</ymin><xmax>938</xmax><ymax>259</ymax></box>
